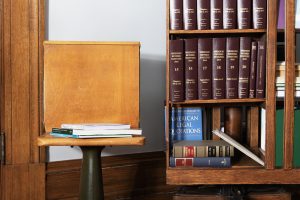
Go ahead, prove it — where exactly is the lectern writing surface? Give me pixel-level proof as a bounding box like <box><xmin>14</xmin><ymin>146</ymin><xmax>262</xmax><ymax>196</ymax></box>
<box><xmin>43</xmin><ymin>41</ymin><xmax>140</xmax><ymax>133</ymax></box>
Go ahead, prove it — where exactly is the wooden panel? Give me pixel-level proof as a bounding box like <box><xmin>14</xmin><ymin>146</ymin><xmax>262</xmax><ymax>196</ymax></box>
<box><xmin>284</xmin><ymin>0</ymin><xmax>295</xmax><ymax>169</ymax></box>
<box><xmin>46</xmin><ymin>152</ymin><xmax>175</xmax><ymax>200</ymax></box>
<box><xmin>37</xmin><ymin>134</ymin><xmax>145</xmax><ymax>146</ymax></box>
<box><xmin>265</xmin><ymin>0</ymin><xmax>277</xmax><ymax>169</ymax></box>
<box><xmin>167</xmin><ymin>168</ymin><xmax>300</xmax><ymax>184</ymax></box>
<box><xmin>29</xmin><ymin>0</ymin><xmax>40</xmax><ymax>163</ymax></box>
<box><xmin>11</xmin><ymin>0</ymin><xmax>31</xmax><ymax>164</ymax></box>
<box><xmin>43</xmin><ymin>42</ymin><xmax>140</xmax><ymax>132</ymax></box>
<box><xmin>2</xmin><ymin>164</ymin><xmax>45</xmax><ymax>200</ymax></box>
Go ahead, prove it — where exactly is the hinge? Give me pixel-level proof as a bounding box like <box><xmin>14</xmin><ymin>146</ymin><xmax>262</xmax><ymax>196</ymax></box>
<box><xmin>0</xmin><ymin>132</ymin><xmax>5</xmax><ymax>164</ymax></box>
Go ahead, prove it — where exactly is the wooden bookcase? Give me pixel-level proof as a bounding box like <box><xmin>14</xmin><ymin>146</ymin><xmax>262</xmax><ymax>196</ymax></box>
<box><xmin>165</xmin><ymin>0</ymin><xmax>300</xmax><ymax>184</ymax></box>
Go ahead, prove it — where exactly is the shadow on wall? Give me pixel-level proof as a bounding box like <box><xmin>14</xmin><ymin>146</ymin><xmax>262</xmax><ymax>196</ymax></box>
<box><xmin>102</xmin><ymin>55</ymin><xmax>166</xmax><ymax>156</ymax></box>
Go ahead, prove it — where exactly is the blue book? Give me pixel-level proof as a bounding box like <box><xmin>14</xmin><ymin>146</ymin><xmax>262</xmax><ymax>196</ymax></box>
<box><xmin>169</xmin><ymin>157</ymin><xmax>231</xmax><ymax>168</ymax></box>
<box><xmin>170</xmin><ymin>107</ymin><xmax>203</xmax><ymax>141</ymax></box>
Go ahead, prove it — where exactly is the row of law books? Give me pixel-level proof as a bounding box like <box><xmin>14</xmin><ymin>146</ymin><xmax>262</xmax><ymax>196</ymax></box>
<box><xmin>169</xmin><ymin>36</ymin><xmax>266</xmax><ymax>102</ymax></box>
<box><xmin>170</xmin><ymin>0</ymin><xmax>266</xmax><ymax>30</ymax></box>
<box><xmin>50</xmin><ymin>123</ymin><xmax>142</xmax><ymax>138</ymax></box>
<box><xmin>276</xmin><ymin>62</ymin><xmax>300</xmax><ymax>98</ymax></box>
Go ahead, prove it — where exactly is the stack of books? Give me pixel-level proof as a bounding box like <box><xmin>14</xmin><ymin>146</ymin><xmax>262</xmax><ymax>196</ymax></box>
<box><xmin>50</xmin><ymin>123</ymin><xmax>142</xmax><ymax>138</ymax></box>
<box><xmin>276</xmin><ymin>62</ymin><xmax>300</xmax><ymax>98</ymax></box>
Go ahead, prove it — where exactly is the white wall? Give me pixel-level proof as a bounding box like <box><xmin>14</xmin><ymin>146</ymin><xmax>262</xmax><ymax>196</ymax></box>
<box><xmin>47</xmin><ymin>0</ymin><xmax>166</xmax><ymax>161</ymax></box>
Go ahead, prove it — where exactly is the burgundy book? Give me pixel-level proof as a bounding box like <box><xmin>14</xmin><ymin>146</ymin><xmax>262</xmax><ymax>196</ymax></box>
<box><xmin>197</xmin><ymin>0</ymin><xmax>210</xmax><ymax>30</ymax></box>
<box><xmin>223</xmin><ymin>0</ymin><xmax>237</xmax><ymax>29</ymax></box>
<box><xmin>169</xmin><ymin>39</ymin><xmax>184</xmax><ymax>102</ymax></box>
<box><xmin>256</xmin><ymin>39</ymin><xmax>266</xmax><ymax>98</ymax></box>
<box><xmin>237</xmin><ymin>0</ymin><xmax>251</xmax><ymax>29</ymax></box>
<box><xmin>211</xmin><ymin>0</ymin><xmax>223</xmax><ymax>29</ymax></box>
<box><xmin>238</xmin><ymin>37</ymin><xmax>251</xmax><ymax>98</ymax></box>
<box><xmin>253</xmin><ymin>0</ymin><xmax>267</xmax><ymax>29</ymax></box>
<box><xmin>185</xmin><ymin>39</ymin><xmax>198</xmax><ymax>100</ymax></box>
<box><xmin>170</xmin><ymin>0</ymin><xmax>183</xmax><ymax>30</ymax></box>
<box><xmin>198</xmin><ymin>38</ymin><xmax>212</xmax><ymax>99</ymax></box>
<box><xmin>212</xmin><ymin>38</ymin><xmax>226</xmax><ymax>99</ymax></box>
<box><xmin>183</xmin><ymin>0</ymin><xmax>197</xmax><ymax>30</ymax></box>
<box><xmin>249</xmin><ymin>41</ymin><xmax>258</xmax><ymax>98</ymax></box>
<box><xmin>226</xmin><ymin>37</ymin><xmax>239</xmax><ymax>99</ymax></box>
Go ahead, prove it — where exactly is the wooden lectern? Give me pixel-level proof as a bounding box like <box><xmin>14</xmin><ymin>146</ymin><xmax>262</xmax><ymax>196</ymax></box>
<box><xmin>37</xmin><ymin>41</ymin><xmax>145</xmax><ymax>200</ymax></box>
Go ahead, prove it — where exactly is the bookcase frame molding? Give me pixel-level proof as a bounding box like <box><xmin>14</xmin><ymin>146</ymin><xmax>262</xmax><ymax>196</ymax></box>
<box><xmin>165</xmin><ymin>0</ymin><xmax>300</xmax><ymax>184</ymax></box>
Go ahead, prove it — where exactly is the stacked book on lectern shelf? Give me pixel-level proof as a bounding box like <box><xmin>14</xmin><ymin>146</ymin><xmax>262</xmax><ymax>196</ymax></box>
<box><xmin>50</xmin><ymin>123</ymin><xmax>142</xmax><ymax>138</ymax></box>
<box><xmin>276</xmin><ymin>62</ymin><xmax>300</xmax><ymax>98</ymax></box>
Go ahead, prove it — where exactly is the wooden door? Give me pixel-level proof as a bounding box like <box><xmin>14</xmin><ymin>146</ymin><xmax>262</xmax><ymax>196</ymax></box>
<box><xmin>0</xmin><ymin>0</ymin><xmax>45</xmax><ymax>199</ymax></box>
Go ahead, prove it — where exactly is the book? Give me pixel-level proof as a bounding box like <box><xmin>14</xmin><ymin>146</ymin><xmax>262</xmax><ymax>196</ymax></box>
<box><xmin>170</xmin><ymin>107</ymin><xmax>203</xmax><ymax>141</ymax></box>
<box><xmin>198</xmin><ymin>38</ymin><xmax>212</xmax><ymax>99</ymax></box>
<box><xmin>225</xmin><ymin>37</ymin><xmax>239</xmax><ymax>99</ymax></box>
<box><xmin>197</xmin><ymin>0</ymin><xmax>210</xmax><ymax>30</ymax></box>
<box><xmin>170</xmin><ymin>157</ymin><xmax>231</xmax><ymax>167</ymax></box>
<box><xmin>170</xmin><ymin>0</ymin><xmax>183</xmax><ymax>30</ymax></box>
<box><xmin>212</xmin><ymin>129</ymin><xmax>265</xmax><ymax>166</ymax></box>
<box><xmin>237</xmin><ymin>0</ymin><xmax>251</xmax><ymax>29</ymax></box>
<box><xmin>173</xmin><ymin>140</ymin><xmax>234</xmax><ymax>157</ymax></box>
<box><xmin>256</xmin><ymin>39</ymin><xmax>266</xmax><ymax>98</ymax></box>
<box><xmin>169</xmin><ymin>39</ymin><xmax>185</xmax><ymax>102</ymax></box>
<box><xmin>238</xmin><ymin>37</ymin><xmax>251</xmax><ymax>98</ymax></box>
<box><xmin>53</xmin><ymin>128</ymin><xmax>142</xmax><ymax>136</ymax></box>
<box><xmin>61</xmin><ymin>123</ymin><xmax>131</xmax><ymax>130</ymax></box>
<box><xmin>185</xmin><ymin>38</ymin><xmax>198</xmax><ymax>100</ymax></box>
<box><xmin>211</xmin><ymin>0</ymin><xmax>223</xmax><ymax>29</ymax></box>
<box><xmin>276</xmin><ymin>90</ymin><xmax>300</xmax><ymax>97</ymax></box>
<box><xmin>212</xmin><ymin>37</ymin><xmax>226</xmax><ymax>99</ymax></box>
<box><xmin>249</xmin><ymin>41</ymin><xmax>258</xmax><ymax>98</ymax></box>
<box><xmin>183</xmin><ymin>0</ymin><xmax>197</xmax><ymax>30</ymax></box>
<box><xmin>252</xmin><ymin>0</ymin><xmax>267</xmax><ymax>29</ymax></box>
<box><xmin>50</xmin><ymin>132</ymin><xmax>133</xmax><ymax>138</ymax></box>
<box><xmin>277</xmin><ymin>0</ymin><xmax>285</xmax><ymax>29</ymax></box>
<box><xmin>223</xmin><ymin>0</ymin><xmax>237</xmax><ymax>29</ymax></box>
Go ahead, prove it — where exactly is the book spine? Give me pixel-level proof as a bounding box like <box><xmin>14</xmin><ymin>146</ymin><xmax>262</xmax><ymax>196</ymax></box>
<box><xmin>212</xmin><ymin>37</ymin><xmax>226</xmax><ymax>99</ymax></box>
<box><xmin>170</xmin><ymin>0</ymin><xmax>183</xmax><ymax>30</ymax></box>
<box><xmin>198</xmin><ymin>38</ymin><xmax>212</xmax><ymax>99</ymax></box>
<box><xmin>256</xmin><ymin>39</ymin><xmax>266</xmax><ymax>98</ymax></box>
<box><xmin>252</xmin><ymin>0</ymin><xmax>267</xmax><ymax>29</ymax></box>
<box><xmin>238</xmin><ymin>37</ymin><xmax>251</xmax><ymax>98</ymax></box>
<box><xmin>169</xmin><ymin>39</ymin><xmax>185</xmax><ymax>102</ymax></box>
<box><xmin>197</xmin><ymin>0</ymin><xmax>210</xmax><ymax>30</ymax></box>
<box><xmin>174</xmin><ymin>145</ymin><xmax>234</xmax><ymax>157</ymax></box>
<box><xmin>277</xmin><ymin>0</ymin><xmax>285</xmax><ymax>29</ymax></box>
<box><xmin>170</xmin><ymin>157</ymin><xmax>231</xmax><ymax>167</ymax></box>
<box><xmin>185</xmin><ymin>39</ymin><xmax>198</xmax><ymax>100</ymax></box>
<box><xmin>183</xmin><ymin>0</ymin><xmax>197</xmax><ymax>30</ymax></box>
<box><xmin>237</xmin><ymin>0</ymin><xmax>251</xmax><ymax>29</ymax></box>
<box><xmin>226</xmin><ymin>37</ymin><xmax>239</xmax><ymax>99</ymax></box>
<box><xmin>223</xmin><ymin>0</ymin><xmax>237</xmax><ymax>29</ymax></box>
<box><xmin>211</xmin><ymin>0</ymin><xmax>223</xmax><ymax>29</ymax></box>
<box><xmin>249</xmin><ymin>41</ymin><xmax>258</xmax><ymax>98</ymax></box>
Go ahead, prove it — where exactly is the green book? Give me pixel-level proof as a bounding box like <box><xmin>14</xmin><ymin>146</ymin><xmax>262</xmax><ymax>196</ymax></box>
<box><xmin>275</xmin><ymin>107</ymin><xmax>300</xmax><ymax>168</ymax></box>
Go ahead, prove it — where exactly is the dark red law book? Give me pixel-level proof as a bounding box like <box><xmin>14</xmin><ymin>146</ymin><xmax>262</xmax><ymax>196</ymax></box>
<box><xmin>170</xmin><ymin>0</ymin><xmax>183</xmax><ymax>30</ymax></box>
<box><xmin>183</xmin><ymin>0</ymin><xmax>197</xmax><ymax>30</ymax></box>
<box><xmin>249</xmin><ymin>41</ymin><xmax>258</xmax><ymax>98</ymax></box>
<box><xmin>185</xmin><ymin>39</ymin><xmax>198</xmax><ymax>100</ymax></box>
<box><xmin>237</xmin><ymin>0</ymin><xmax>251</xmax><ymax>29</ymax></box>
<box><xmin>211</xmin><ymin>0</ymin><xmax>223</xmax><ymax>29</ymax></box>
<box><xmin>253</xmin><ymin>0</ymin><xmax>267</xmax><ymax>29</ymax></box>
<box><xmin>169</xmin><ymin>39</ymin><xmax>184</xmax><ymax>102</ymax></box>
<box><xmin>212</xmin><ymin>37</ymin><xmax>226</xmax><ymax>99</ymax></box>
<box><xmin>256</xmin><ymin>39</ymin><xmax>266</xmax><ymax>98</ymax></box>
<box><xmin>197</xmin><ymin>0</ymin><xmax>210</xmax><ymax>30</ymax></box>
<box><xmin>223</xmin><ymin>0</ymin><xmax>237</xmax><ymax>29</ymax></box>
<box><xmin>238</xmin><ymin>37</ymin><xmax>251</xmax><ymax>98</ymax></box>
<box><xmin>226</xmin><ymin>37</ymin><xmax>239</xmax><ymax>99</ymax></box>
<box><xmin>198</xmin><ymin>38</ymin><xmax>212</xmax><ymax>99</ymax></box>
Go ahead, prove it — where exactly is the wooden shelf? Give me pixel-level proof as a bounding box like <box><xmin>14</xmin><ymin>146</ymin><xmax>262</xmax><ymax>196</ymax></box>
<box><xmin>277</xmin><ymin>28</ymin><xmax>300</xmax><ymax>33</ymax></box>
<box><xmin>170</xmin><ymin>98</ymin><xmax>265</xmax><ymax>105</ymax></box>
<box><xmin>169</xmin><ymin>29</ymin><xmax>266</xmax><ymax>35</ymax></box>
